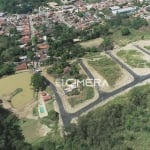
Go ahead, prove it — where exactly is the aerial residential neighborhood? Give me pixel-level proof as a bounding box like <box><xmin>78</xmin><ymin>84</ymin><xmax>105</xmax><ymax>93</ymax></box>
<box><xmin>0</xmin><ymin>0</ymin><xmax>150</xmax><ymax>150</ymax></box>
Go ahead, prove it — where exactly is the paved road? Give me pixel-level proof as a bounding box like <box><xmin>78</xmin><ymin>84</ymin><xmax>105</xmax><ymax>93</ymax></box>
<box><xmin>29</xmin><ymin>15</ymin><xmax>36</xmax><ymax>38</ymax></box>
<box><xmin>133</xmin><ymin>45</ymin><xmax>150</xmax><ymax>56</ymax></box>
<box><xmin>106</xmin><ymin>51</ymin><xmax>139</xmax><ymax>79</ymax></box>
<box><xmin>44</xmin><ymin>52</ymin><xmax>150</xmax><ymax>127</ymax></box>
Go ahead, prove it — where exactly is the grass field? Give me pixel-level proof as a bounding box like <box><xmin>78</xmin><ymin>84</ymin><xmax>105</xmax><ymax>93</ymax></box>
<box><xmin>79</xmin><ymin>38</ymin><xmax>103</xmax><ymax>48</ymax></box>
<box><xmin>0</xmin><ymin>72</ymin><xmax>33</xmax><ymax>109</ymax></box>
<box><xmin>144</xmin><ymin>46</ymin><xmax>150</xmax><ymax>51</ymax></box>
<box><xmin>84</xmin><ymin>52</ymin><xmax>102</xmax><ymax>59</ymax></box>
<box><xmin>88</xmin><ymin>55</ymin><xmax>122</xmax><ymax>86</ymax></box>
<box><xmin>20</xmin><ymin>119</ymin><xmax>43</xmax><ymax>143</ymax></box>
<box><xmin>117</xmin><ymin>49</ymin><xmax>150</xmax><ymax>68</ymax></box>
<box><xmin>68</xmin><ymin>87</ymin><xmax>94</xmax><ymax>107</ymax></box>
<box><xmin>110</xmin><ymin>27</ymin><xmax>150</xmax><ymax>46</ymax></box>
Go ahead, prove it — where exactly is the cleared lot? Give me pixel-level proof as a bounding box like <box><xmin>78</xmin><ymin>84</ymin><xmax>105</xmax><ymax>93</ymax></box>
<box><xmin>79</xmin><ymin>38</ymin><xmax>103</xmax><ymax>48</ymax></box>
<box><xmin>117</xmin><ymin>49</ymin><xmax>150</xmax><ymax>68</ymax></box>
<box><xmin>0</xmin><ymin>72</ymin><xmax>33</xmax><ymax>110</ymax></box>
<box><xmin>88</xmin><ymin>55</ymin><xmax>122</xmax><ymax>86</ymax></box>
<box><xmin>68</xmin><ymin>87</ymin><xmax>94</xmax><ymax>107</ymax></box>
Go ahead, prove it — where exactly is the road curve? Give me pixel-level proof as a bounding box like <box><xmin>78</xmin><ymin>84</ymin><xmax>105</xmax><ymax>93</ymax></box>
<box><xmin>133</xmin><ymin>45</ymin><xmax>150</xmax><ymax>56</ymax></box>
<box><xmin>106</xmin><ymin>51</ymin><xmax>139</xmax><ymax>79</ymax></box>
<box><xmin>44</xmin><ymin>53</ymin><xmax>150</xmax><ymax>127</ymax></box>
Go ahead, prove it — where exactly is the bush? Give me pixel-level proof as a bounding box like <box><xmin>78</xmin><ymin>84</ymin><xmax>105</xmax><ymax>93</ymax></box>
<box><xmin>100</xmin><ymin>38</ymin><xmax>114</xmax><ymax>51</ymax></box>
<box><xmin>121</xmin><ymin>27</ymin><xmax>130</xmax><ymax>36</ymax></box>
<box><xmin>10</xmin><ymin>88</ymin><xmax>23</xmax><ymax>99</ymax></box>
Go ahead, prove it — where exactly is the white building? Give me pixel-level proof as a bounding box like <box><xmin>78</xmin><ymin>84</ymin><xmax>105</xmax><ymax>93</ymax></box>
<box><xmin>61</xmin><ymin>0</ymin><xmax>76</xmax><ymax>4</ymax></box>
<box><xmin>112</xmin><ymin>7</ymin><xmax>137</xmax><ymax>16</ymax></box>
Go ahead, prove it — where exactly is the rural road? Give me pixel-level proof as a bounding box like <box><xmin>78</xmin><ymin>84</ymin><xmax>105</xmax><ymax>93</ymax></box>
<box><xmin>133</xmin><ymin>45</ymin><xmax>150</xmax><ymax>56</ymax></box>
<box><xmin>44</xmin><ymin>50</ymin><xmax>150</xmax><ymax>127</ymax></box>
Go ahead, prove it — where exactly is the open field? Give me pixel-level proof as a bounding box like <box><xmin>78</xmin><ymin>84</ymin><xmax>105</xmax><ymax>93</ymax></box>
<box><xmin>111</xmin><ymin>27</ymin><xmax>150</xmax><ymax>46</ymax></box>
<box><xmin>88</xmin><ymin>55</ymin><xmax>122</xmax><ymax>86</ymax></box>
<box><xmin>0</xmin><ymin>72</ymin><xmax>33</xmax><ymax>110</ymax></box>
<box><xmin>144</xmin><ymin>45</ymin><xmax>150</xmax><ymax>50</ymax></box>
<box><xmin>68</xmin><ymin>87</ymin><xmax>94</xmax><ymax>107</ymax></box>
<box><xmin>20</xmin><ymin>119</ymin><xmax>43</xmax><ymax>143</ymax></box>
<box><xmin>84</xmin><ymin>52</ymin><xmax>102</xmax><ymax>59</ymax></box>
<box><xmin>79</xmin><ymin>37</ymin><xmax>103</xmax><ymax>48</ymax></box>
<box><xmin>117</xmin><ymin>49</ymin><xmax>150</xmax><ymax>68</ymax></box>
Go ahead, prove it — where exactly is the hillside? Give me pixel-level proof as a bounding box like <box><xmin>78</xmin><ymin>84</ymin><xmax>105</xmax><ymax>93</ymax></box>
<box><xmin>1</xmin><ymin>84</ymin><xmax>150</xmax><ymax>150</ymax></box>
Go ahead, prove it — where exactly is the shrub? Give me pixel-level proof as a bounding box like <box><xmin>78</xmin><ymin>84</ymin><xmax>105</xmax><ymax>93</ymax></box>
<box><xmin>121</xmin><ymin>27</ymin><xmax>130</xmax><ymax>36</ymax></box>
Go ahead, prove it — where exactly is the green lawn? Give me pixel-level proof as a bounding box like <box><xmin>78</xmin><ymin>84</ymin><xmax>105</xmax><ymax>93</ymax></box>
<box><xmin>0</xmin><ymin>72</ymin><xmax>33</xmax><ymax>110</ymax></box>
<box><xmin>110</xmin><ymin>27</ymin><xmax>150</xmax><ymax>46</ymax></box>
<box><xmin>88</xmin><ymin>55</ymin><xmax>122</xmax><ymax>86</ymax></box>
<box><xmin>20</xmin><ymin>119</ymin><xmax>43</xmax><ymax>143</ymax></box>
<box><xmin>68</xmin><ymin>87</ymin><xmax>94</xmax><ymax>107</ymax></box>
<box><xmin>117</xmin><ymin>49</ymin><xmax>150</xmax><ymax>68</ymax></box>
<box><xmin>144</xmin><ymin>46</ymin><xmax>150</xmax><ymax>51</ymax></box>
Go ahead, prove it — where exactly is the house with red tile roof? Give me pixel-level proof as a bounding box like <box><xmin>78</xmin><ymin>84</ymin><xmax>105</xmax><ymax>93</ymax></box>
<box><xmin>16</xmin><ymin>63</ymin><xmax>28</xmax><ymax>71</ymax></box>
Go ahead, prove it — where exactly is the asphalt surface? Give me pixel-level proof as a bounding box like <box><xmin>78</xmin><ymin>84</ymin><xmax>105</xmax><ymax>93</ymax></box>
<box><xmin>44</xmin><ymin>50</ymin><xmax>150</xmax><ymax>127</ymax></box>
<box><xmin>133</xmin><ymin>45</ymin><xmax>150</xmax><ymax>56</ymax></box>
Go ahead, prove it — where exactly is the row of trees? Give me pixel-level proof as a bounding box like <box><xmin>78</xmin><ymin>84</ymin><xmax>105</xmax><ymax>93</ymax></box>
<box><xmin>107</xmin><ymin>15</ymin><xmax>148</xmax><ymax>30</ymax></box>
<box><xmin>0</xmin><ymin>30</ymin><xmax>26</xmax><ymax>77</ymax></box>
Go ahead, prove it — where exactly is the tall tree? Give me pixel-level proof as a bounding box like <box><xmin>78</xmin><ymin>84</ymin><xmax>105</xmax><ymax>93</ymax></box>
<box><xmin>31</xmin><ymin>73</ymin><xmax>47</xmax><ymax>92</ymax></box>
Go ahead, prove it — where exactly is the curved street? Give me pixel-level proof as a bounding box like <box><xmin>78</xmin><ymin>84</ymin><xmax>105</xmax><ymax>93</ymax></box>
<box><xmin>44</xmin><ymin>50</ymin><xmax>150</xmax><ymax>127</ymax></box>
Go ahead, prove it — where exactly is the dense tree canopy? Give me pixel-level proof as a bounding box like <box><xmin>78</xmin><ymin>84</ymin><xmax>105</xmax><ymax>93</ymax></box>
<box><xmin>0</xmin><ymin>107</ymin><xmax>32</xmax><ymax>150</ymax></box>
<box><xmin>31</xmin><ymin>73</ymin><xmax>47</xmax><ymax>92</ymax></box>
<box><xmin>0</xmin><ymin>0</ymin><xmax>48</xmax><ymax>13</ymax></box>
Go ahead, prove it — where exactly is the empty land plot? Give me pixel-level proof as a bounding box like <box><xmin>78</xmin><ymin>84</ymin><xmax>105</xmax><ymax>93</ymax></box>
<box><xmin>111</xmin><ymin>27</ymin><xmax>150</xmax><ymax>46</ymax></box>
<box><xmin>84</xmin><ymin>52</ymin><xmax>102</xmax><ymax>59</ymax></box>
<box><xmin>0</xmin><ymin>72</ymin><xmax>33</xmax><ymax>109</ymax></box>
<box><xmin>88</xmin><ymin>55</ymin><xmax>122</xmax><ymax>86</ymax></box>
<box><xmin>68</xmin><ymin>87</ymin><xmax>94</xmax><ymax>107</ymax></box>
<box><xmin>117</xmin><ymin>50</ymin><xmax>150</xmax><ymax>68</ymax></box>
<box><xmin>79</xmin><ymin>38</ymin><xmax>103</xmax><ymax>48</ymax></box>
<box><xmin>20</xmin><ymin>119</ymin><xmax>43</xmax><ymax>143</ymax></box>
<box><xmin>144</xmin><ymin>46</ymin><xmax>150</xmax><ymax>51</ymax></box>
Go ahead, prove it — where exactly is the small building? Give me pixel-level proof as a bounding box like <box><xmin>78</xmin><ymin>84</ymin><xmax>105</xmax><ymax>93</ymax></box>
<box><xmin>109</xmin><ymin>6</ymin><xmax>120</xmax><ymax>11</ymax></box>
<box><xmin>0</xmin><ymin>12</ymin><xmax>5</xmax><ymax>17</ymax></box>
<box><xmin>47</xmin><ymin>2</ymin><xmax>58</xmax><ymax>8</ymax></box>
<box><xmin>61</xmin><ymin>0</ymin><xmax>76</xmax><ymax>4</ymax></box>
<box><xmin>41</xmin><ymin>91</ymin><xmax>52</xmax><ymax>102</ymax></box>
<box><xmin>19</xmin><ymin>56</ymin><xmax>27</xmax><ymax>61</ymax></box>
<box><xmin>37</xmin><ymin>43</ymin><xmax>49</xmax><ymax>51</ymax></box>
<box><xmin>16</xmin><ymin>63</ymin><xmax>28</xmax><ymax>71</ymax></box>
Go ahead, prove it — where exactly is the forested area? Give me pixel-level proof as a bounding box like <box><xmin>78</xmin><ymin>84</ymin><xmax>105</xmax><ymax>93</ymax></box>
<box><xmin>1</xmin><ymin>84</ymin><xmax>150</xmax><ymax>150</ymax></box>
<box><xmin>0</xmin><ymin>31</ymin><xmax>25</xmax><ymax>77</ymax></box>
<box><xmin>0</xmin><ymin>0</ymin><xmax>48</xmax><ymax>13</ymax></box>
<box><xmin>0</xmin><ymin>107</ymin><xmax>32</xmax><ymax>150</ymax></box>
